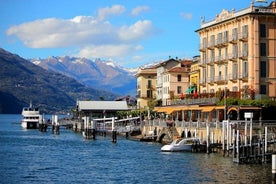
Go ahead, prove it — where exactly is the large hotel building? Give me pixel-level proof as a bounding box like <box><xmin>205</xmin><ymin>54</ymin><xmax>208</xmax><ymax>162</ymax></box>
<box><xmin>196</xmin><ymin>1</ymin><xmax>276</xmax><ymax>100</ymax></box>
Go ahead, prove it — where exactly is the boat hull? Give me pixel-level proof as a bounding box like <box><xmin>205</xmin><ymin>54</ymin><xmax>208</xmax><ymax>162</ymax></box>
<box><xmin>161</xmin><ymin>137</ymin><xmax>200</xmax><ymax>152</ymax></box>
<box><xmin>21</xmin><ymin>121</ymin><xmax>38</xmax><ymax>129</ymax></box>
<box><xmin>161</xmin><ymin>144</ymin><xmax>192</xmax><ymax>152</ymax></box>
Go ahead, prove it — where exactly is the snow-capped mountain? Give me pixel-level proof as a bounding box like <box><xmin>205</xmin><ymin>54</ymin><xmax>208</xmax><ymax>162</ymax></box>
<box><xmin>30</xmin><ymin>56</ymin><xmax>137</xmax><ymax>96</ymax></box>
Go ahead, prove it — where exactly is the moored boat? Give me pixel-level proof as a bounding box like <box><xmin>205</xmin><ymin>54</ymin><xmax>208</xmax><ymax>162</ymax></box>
<box><xmin>161</xmin><ymin>137</ymin><xmax>201</xmax><ymax>152</ymax></box>
<box><xmin>21</xmin><ymin>103</ymin><xmax>42</xmax><ymax>129</ymax></box>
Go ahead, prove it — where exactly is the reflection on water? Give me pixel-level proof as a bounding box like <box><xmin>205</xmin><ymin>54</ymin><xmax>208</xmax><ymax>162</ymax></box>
<box><xmin>0</xmin><ymin>114</ymin><xmax>272</xmax><ymax>183</ymax></box>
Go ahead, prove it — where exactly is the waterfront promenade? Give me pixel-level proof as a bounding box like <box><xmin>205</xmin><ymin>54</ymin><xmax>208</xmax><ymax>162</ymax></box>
<box><xmin>141</xmin><ymin>118</ymin><xmax>276</xmax><ymax>163</ymax></box>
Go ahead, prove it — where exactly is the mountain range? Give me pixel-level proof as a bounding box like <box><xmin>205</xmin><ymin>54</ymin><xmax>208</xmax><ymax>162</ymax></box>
<box><xmin>31</xmin><ymin>56</ymin><xmax>137</xmax><ymax>96</ymax></box>
<box><xmin>0</xmin><ymin>48</ymin><xmax>120</xmax><ymax>114</ymax></box>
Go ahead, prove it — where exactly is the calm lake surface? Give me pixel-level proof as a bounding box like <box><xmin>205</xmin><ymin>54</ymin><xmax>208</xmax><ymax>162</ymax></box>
<box><xmin>0</xmin><ymin>114</ymin><xmax>272</xmax><ymax>184</ymax></box>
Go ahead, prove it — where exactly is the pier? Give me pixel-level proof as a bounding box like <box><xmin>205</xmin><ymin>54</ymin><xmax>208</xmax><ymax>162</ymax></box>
<box><xmin>33</xmin><ymin>111</ymin><xmax>276</xmax><ymax>166</ymax></box>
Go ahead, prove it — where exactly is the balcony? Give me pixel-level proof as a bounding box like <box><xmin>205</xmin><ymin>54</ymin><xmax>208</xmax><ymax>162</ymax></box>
<box><xmin>229</xmin><ymin>35</ymin><xmax>238</xmax><ymax>44</ymax></box>
<box><xmin>137</xmin><ymin>94</ymin><xmax>154</xmax><ymax>99</ymax></box>
<box><xmin>207</xmin><ymin>77</ymin><xmax>215</xmax><ymax>85</ymax></box>
<box><xmin>239</xmin><ymin>73</ymin><xmax>248</xmax><ymax>81</ymax></box>
<box><xmin>229</xmin><ymin>73</ymin><xmax>238</xmax><ymax>81</ymax></box>
<box><xmin>239</xmin><ymin>32</ymin><xmax>248</xmax><ymax>42</ymax></box>
<box><xmin>207</xmin><ymin>41</ymin><xmax>215</xmax><ymax>50</ymax></box>
<box><xmin>239</xmin><ymin>51</ymin><xmax>248</xmax><ymax>59</ymax></box>
<box><xmin>199</xmin><ymin>43</ymin><xmax>207</xmax><ymax>52</ymax></box>
<box><xmin>229</xmin><ymin>53</ymin><xmax>238</xmax><ymax>61</ymax></box>
<box><xmin>199</xmin><ymin>59</ymin><xmax>207</xmax><ymax>67</ymax></box>
<box><xmin>206</xmin><ymin>57</ymin><xmax>215</xmax><ymax>65</ymax></box>
<box><xmin>214</xmin><ymin>55</ymin><xmax>228</xmax><ymax>64</ymax></box>
<box><xmin>199</xmin><ymin>79</ymin><xmax>207</xmax><ymax>86</ymax></box>
<box><xmin>147</xmin><ymin>85</ymin><xmax>155</xmax><ymax>90</ymax></box>
<box><xmin>215</xmin><ymin>75</ymin><xmax>228</xmax><ymax>84</ymax></box>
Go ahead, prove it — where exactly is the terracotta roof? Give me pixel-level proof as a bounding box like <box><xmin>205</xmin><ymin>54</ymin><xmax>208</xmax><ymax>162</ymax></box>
<box><xmin>167</xmin><ymin>67</ymin><xmax>190</xmax><ymax>73</ymax></box>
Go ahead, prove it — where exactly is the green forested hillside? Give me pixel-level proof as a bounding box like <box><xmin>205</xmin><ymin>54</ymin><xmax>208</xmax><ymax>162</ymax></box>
<box><xmin>0</xmin><ymin>48</ymin><xmax>118</xmax><ymax>114</ymax></box>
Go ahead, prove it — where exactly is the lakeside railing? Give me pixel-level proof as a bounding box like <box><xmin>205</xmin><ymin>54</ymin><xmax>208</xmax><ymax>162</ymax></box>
<box><xmin>143</xmin><ymin>119</ymin><xmax>276</xmax><ymax>129</ymax></box>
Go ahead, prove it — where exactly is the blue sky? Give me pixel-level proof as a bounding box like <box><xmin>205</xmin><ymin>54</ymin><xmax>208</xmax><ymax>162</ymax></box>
<box><xmin>0</xmin><ymin>0</ymin><xmax>269</xmax><ymax>68</ymax></box>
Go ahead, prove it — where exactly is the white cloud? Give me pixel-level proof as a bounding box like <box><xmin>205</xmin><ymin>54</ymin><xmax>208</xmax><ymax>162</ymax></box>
<box><xmin>180</xmin><ymin>12</ymin><xmax>193</xmax><ymax>20</ymax></box>
<box><xmin>6</xmin><ymin>4</ymin><xmax>158</xmax><ymax>63</ymax></box>
<box><xmin>97</xmin><ymin>5</ymin><xmax>125</xmax><ymax>21</ymax></box>
<box><xmin>131</xmin><ymin>6</ymin><xmax>149</xmax><ymax>16</ymax></box>
<box><xmin>118</xmin><ymin>20</ymin><xmax>155</xmax><ymax>41</ymax></box>
<box><xmin>77</xmin><ymin>44</ymin><xmax>138</xmax><ymax>59</ymax></box>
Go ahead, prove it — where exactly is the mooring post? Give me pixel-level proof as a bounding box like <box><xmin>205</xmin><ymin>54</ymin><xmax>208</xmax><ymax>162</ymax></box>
<box><xmin>265</xmin><ymin>126</ymin><xmax>268</xmax><ymax>155</ymax></box>
<box><xmin>222</xmin><ymin>120</ymin><xmax>225</xmax><ymax>156</ymax></box>
<box><xmin>55</xmin><ymin>115</ymin><xmax>60</xmax><ymax>134</ymax></box>
<box><xmin>91</xmin><ymin>120</ymin><xmax>96</xmax><ymax>139</ymax></box>
<box><xmin>245</xmin><ymin>121</ymin><xmax>247</xmax><ymax>146</ymax></box>
<box><xmin>51</xmin><ymin>115</ymin><xmax>54</xmax><ymax>134</ymax></box>
<box><xmin>206</xmin><ymin>123</ymin><xmax>210</xmax><ymax>154</ymax></box>
<box><xmin>250</xmin><ymin>117</ymin><xmax>252</xmax><ymax>147</ymax></box>
<box><xmin>236</xmin><ymin>129</ymin><xmax>240</xmax><ymax>163</ymax></box>
<box><xmin>112</xmin><ymin>117</ymin><xmax>117</xmax><ymax>143</ymax></box>
<box><xmin>272</xmin><ymin>154</ymin><xmax>276</xmax><ymax>182</ymax></box>
<box><xmin>226</xmin><ymin>120</ymin><xmax>229</xmax><ymax>156</ymax></box>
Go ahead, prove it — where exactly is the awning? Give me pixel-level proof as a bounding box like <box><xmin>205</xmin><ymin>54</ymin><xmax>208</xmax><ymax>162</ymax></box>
<box><xmin>215</xmin><ymin>105</ymin><xmax>226</xmax><ymax>110</ymax></box>
<box><xmin>227</xmin><ymin>106</ymin><xmax>238</xmax><ymax>114</ymax></box>
<box><xmin>166</xmin><ymin>108</ymin><xmax>176</xmax><ymax>114</ymax></box>
<box><xmin>201</xmin><ymin>106</ymin><xmax>215</xmax><ymax>112</ymax></box>
<box><xmin>240</xmin><ymin>106</ymin><xmax>261</xmax><ymax>110</ymax></box>
<box><xmin>184</xmin><ymin>86</ymin><xmax>195</xmax><ymax>94</ymax></box>
<box><xmin>227</xmin><ymin>106</ymin><xmax>261</xmax><ymax>114</ymax></box>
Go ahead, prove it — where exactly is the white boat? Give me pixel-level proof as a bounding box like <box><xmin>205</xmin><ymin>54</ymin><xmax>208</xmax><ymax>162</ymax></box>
<box><xmin>21</xmin><ymin>103</ymin><xmax>42</xmax><ymax>129</ymax></box>
<box><xmin>161</xmin><ymin>137</ymin><xmax>201</xmax><ymax>152</ymax></box>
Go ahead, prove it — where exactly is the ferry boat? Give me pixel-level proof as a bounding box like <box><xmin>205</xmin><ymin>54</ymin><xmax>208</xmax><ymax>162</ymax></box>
<box><xmin>21</xmin><ymin>103</ymin><xmax>42</xmax><ymax>129</ymax></box>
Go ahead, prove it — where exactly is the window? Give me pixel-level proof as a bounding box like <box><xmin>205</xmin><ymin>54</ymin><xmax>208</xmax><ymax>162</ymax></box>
<box><xmin>232</xmin><ymin>63</ymin><xmax>238</xmax><ymax>79</ymax></box>
<box><xmin>225</xmin><ymin>64</ymin><xmax>228</xmax><ymax>80</ymax></box>
<box><xmin>211</xmin><ymin>50</ymin><xmax>215</xmax><ymax>62</ymax></box>
<box><xmin>260</xmin><ymin>24</ymin><xmax>266</xmax><ymax>37</ymax></box>
<box><xmin>218</xmin><ymin>66</ymin><xmax>222</xmax><ymax>81</ymax></box>
<box><xmin>218</xmin><ymin>49</ymin><xmax>222</xmax><ymax>60</ymax></box>
<box><xmin>233</xmin><ymin>86</ymin><xmax>238</xmax><ymax>92</ymax></box>
<box><xmin>242</xmin><ymin>42</ymin><xmax>248</xmax><ymax>57</ymax></box>
<box><xmin>223</xmin><ymin>31</ymin><xmax>228</xmax><ymax>42</ymax></box>
<box><xmin>217</xmin><ymin>33</ymin><xmax>222</xmax><ymax>45</ymax></box>
<box><xmin>202</xmin><ymin>53</ymin><xmax>206</xmax><ymax>64</ymax></box>
<box><xmin>177</xmin><ymin>74</ymin><xmax>181</xmax><ymax>82</ymax></box>
<box><xmin>210</xmin><ymin>35</ymin><xmax>215</xmax><ymax>46</ymax></box>
<box><xmin>260</xmin><ymin>61</ymin><xmax>267</xmax><ymax>78</ymax></box>
<box><xmin>203</xmin><ymin>68</ymin><xmax>206</xmax><ymax>83</ymax></box>
<box><xmin>147</xmin><ymin>90</ymin><xmax>153</xmax><ymax>98</ymax></box>
<box><xmin>260</xmin><ymin>85</ymin><xmax>267</xmax><ymax>94</ymax></box>
<box><xmin>147</xmin><ymin>80</ymin><xmax>152</xmax><ymax>88</ymax></box>
<box><xmin>232</xmin><ymin>28</ymin><xmax>238</xmax><ymax>40</ymax></box>
<box><xmin>210</xmin><ymin>67</ymin><xmax>215</xmax><ymax>82</ymax></box>
<box><xmin>260</xmin><ymin>43</ymin><xmax>266</xmax><ymax>56</ymax></box>
<box><xmin>225</xmin><ymin>48</ymin><xmax>228</xmax><ymax>59</ymax></box>
<box><xmin>242</xmin><ymin>25</ymin><xmax>248</xmax><ymax>38</ymax></box>
<box><xmin>177</xmin><ymin>86</ymin><xmax>182</xmax><ymax>94</ymax></box>
<box><xmin>233</xmin><ymin>44</ymin><xmax>238</xmax><ymax>58</ymax></box>
<box><xmin>242</xmin><ymin>61</ymin><xmax>248</xmax><ymax>77</ymax></box>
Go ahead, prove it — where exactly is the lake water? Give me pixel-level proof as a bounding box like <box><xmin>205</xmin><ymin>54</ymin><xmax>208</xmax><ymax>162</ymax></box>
<box><xmin>0</xmin><ymin>114</ymin><xmax>272</xmax><ymax>184</ymax></box>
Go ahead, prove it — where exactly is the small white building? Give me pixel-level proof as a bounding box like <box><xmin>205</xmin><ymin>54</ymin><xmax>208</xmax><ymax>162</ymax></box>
<box><xmin>76</xmin><ymin>100</ymin><xmax>129</xmax><ymax>118</ymax></box>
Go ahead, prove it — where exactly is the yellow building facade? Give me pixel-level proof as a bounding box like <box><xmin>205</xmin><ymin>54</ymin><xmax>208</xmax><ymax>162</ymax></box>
<box><xmin>189</xmin><ymin>56</ymin><xmax>200</xmax><ymax>93</ymax></box>
<box><xmin>196</xmin><ymin>2</ymin><xmax>276</xmax><ymax>100</ymax></box>
<box><xmin>136</xmin><ymin>67</ymin><xmax>157</xmax><ymax>109</ymax></box>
